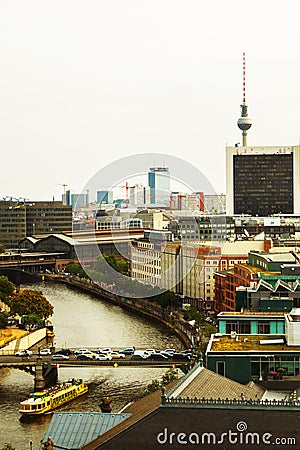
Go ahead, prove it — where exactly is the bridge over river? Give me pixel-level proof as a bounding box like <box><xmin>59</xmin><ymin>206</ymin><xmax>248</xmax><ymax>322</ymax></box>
<box><xmin>0</xmin><ymin>354</ymin><xmax>191</xmax><ymax>371</ymax></box>
<box><xmin>0</xmin><ymin>352</ymin><xmax>192</xmax><ymax>391</ymax></box>
<box><xmin>1</xmin><ymin>281</ymin><xmax>191</xmax><ymax>449</ymax></box>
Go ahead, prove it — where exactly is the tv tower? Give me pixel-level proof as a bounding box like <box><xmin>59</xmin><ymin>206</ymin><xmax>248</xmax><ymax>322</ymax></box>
<box><xmin>237</xmin><ymin>52</ymin><xmax>252</xmax><ymax>146</ymax></box>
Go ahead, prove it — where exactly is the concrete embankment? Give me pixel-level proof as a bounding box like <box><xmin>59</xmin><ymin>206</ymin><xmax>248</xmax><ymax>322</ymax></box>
<box><xmin>48</xmin><ymin>275</ymin><xmax>195</xmax><ymax>349</ymax></box>
<box><xmin>1</xmin><ymin>327</ymin><xmax>47</xmax><ymax>354</ymax></box>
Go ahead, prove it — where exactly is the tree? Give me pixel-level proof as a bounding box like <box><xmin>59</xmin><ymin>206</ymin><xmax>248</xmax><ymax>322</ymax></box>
<box><xmin>146</xmin><ymin>379</ymin><xmax>161</xmax><ymax>394</ymax></box>
<box><xmin>0</xmin><ymin>276</ymin><xmax>15</xmax><ymax>304</ymax></box>
<box><xmin>146</xmin><ymin>368</ymin><xmax>178</xmax><ymax>394</ymax></box>
<box><xmin>10</xmin><ymin>290</ymin><xmax>53</xmax><ymax>320</ymax></box>
<box><xmin>22</xmin><ymin>314</ymin><xmax>43</xmax><ymax>326</ymax></box>
<box><xmin>93</xmin><ymin>254</ymin><xmax>128</xmax><ymax>276</ymax></box>
<box><xmin>152</xmin><ymin>291</ymin><xmax>181</xmax><ymax>309</ymax></box>
<box><xmin>0</xmin><ymin>243</ymin><xmax>5</xmax><ymax>254</ymax></box>
<box><xmin>0</xmin><ymin>313</ymin><xmax>8</xmax><ymax>329</ymax></box>
<box><xmin>0</xmin><ymin>445</ymin><xmax>16</xmax><ymax>450</ymax></box>
<box><xmin>65</xmin><ymin>262</ymin><xmax>87</xmax><ymax>278</ymax></box>
<box><xmin>203</xmin><ymin>323</ymin><xmax>217</xmax><ymax>338</ymax></box>
<box><xmin>183</xmin><ymin>307</ymin><xmax>205</xmax><ymax>327</ymax></box>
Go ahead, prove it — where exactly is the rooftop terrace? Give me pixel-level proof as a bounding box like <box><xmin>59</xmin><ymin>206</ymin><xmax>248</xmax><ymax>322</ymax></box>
<box><xmin>209</xmin><ymin>334</ymin><xmax>300</xmax><ymax>352</ymax></box>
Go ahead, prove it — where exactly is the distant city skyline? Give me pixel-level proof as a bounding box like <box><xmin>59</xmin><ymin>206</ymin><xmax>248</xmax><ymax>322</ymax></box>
<box><xmin>1</xmin><ymin>1</ymin><xmax>299</xmax><ymax>200</ymax></box>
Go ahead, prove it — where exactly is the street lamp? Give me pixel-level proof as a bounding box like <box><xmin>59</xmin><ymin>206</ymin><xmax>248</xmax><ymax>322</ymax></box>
<box><xmin>29</xmin><ymin>440</ymin><xmax>33</xmax><ymax>450</ymax></box>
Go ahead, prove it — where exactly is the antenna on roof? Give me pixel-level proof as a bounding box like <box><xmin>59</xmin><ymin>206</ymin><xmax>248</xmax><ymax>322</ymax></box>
<box><xmin>237</xmin><ymin>52</ymin><xmax>252</xmax><ymax>147</ymax></box>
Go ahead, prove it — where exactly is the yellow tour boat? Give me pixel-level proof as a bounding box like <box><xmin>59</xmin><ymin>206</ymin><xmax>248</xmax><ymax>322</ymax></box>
<box><xmin>19</xmin><ymin>378</ymin><xmax>88</xmax><ymax>415</ymax></box>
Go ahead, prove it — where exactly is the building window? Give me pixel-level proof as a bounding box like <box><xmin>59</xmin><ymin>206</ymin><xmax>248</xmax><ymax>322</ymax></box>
<box><xmin>226</xmin><ymin>322</ymin><xmax>237</xmax><ymax>334</ymax></box>
<box><xmin>216</xmin><ymin>361</ymin><xmax>225</xmax><ymax>376</ymax></box>
<box><xmin>239</xmin><ymin>321</ymin><xmax>251</xmax><ymax>334</ymax></box>
<box><xmin>258</xmin><ymin>322</ymin><xmax>270</xmax><ymax>334</ymax></box>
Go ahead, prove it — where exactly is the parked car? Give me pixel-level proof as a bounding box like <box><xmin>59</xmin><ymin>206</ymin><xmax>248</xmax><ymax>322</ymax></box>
<box><xmin>55</xmin><ymin>348</ymin><xmax>73</xmax><ymax>356</ymax></box>
<box><xmin>131</xmin><ymin>351</ymin><xmax>150</xmax><ymax>360</ymax></box>
<box><xmin>149</xmin><ymin>353</ymin><xmax>168</xmax><ymax>361</ymax></box>
<box><xmin>109</xmin><ymin>351</ymin><xmax>125</xmax><ymax>359</ymax></box>
<box><xmin>15</xmin><ymin>350</ymin><xmax>33</xmax><ymax>357</ymax></box>
<box><xmin>131</xmin><ymin>354</ymin><xmax>149</xmax><ymax>360</ymax></box>
<box><xmin>76</xmin><ymin>354</ymin><xmax>94</xmax><ymax>360</ymax></box>
<box><xmin>172</xmin><ymin>353</ymin><xmax>191</xmax><ymax>362</ymax></box>
<box><xmin>100</xmin><ymin>347</ymin><xmax>112</xmax><ymax>354</ymax></box>
<box><xmin>95</xmin><ymin>353</ymin><xmax>112</xmax><ymax>361</ymax></box>
<box><xmin>73</xmin><ymin>348</ymin><xmax>91</xmax><ymax>355</ymax></box>
<box><xmin>39</xmin><ymin>348</ymin><xmax>52</xmax><ymax>356</ymax></box>
<box><xmin>160</xmin><ymin>351</ymin><xmax>172</xmax><ymax>359</ymax></box>
<box><xmin>52</xmin><ymin>354</ymin><xmax>69</xmax><ymax>360</ymax></box>
<box><xmin>74</xmin><ymin>349</ymin><xmax>97</xmax><ymax>358</ymax></box>
<box><xmin>145</xmin><ymin>348</ymin><xmax>156</xmax><ymax>354</ymax></box>
<box><xmin>180</xmin><ymin>349</ymin><xmax>194</xmax><ymax>358</ymax></box>
<box><xmin>119</xmin><ymin>348</ymin><xmax>135</xmax><ymax>355</ymax></box>
<box><xmin>164</xmin><ymin>348</ymin><xmax>176</xmax><ymax>355</ymax></box>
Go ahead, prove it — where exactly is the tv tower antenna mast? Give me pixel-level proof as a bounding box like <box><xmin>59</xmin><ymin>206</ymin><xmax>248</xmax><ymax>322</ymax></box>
<box><xmin>237</xmin><ymin>52</ymin><xmax>252</xmax><ymax>147</ymax></box>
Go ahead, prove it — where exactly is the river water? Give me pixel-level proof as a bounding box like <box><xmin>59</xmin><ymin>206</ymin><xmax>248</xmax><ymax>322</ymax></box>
<box><xmin>0</xmin><ymin>281</ymin><xmax>183</xmax><ymax>450</ymax></box>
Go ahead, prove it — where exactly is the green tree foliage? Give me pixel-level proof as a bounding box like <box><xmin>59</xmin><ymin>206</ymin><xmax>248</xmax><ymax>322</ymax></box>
<box><xmin>0</xmin><ymin>276</ymin><xmax>15</xmax><ymax>304</ymax></box>
<box><xmin>203</xmin><ymin>323</ymin><xmax>217</xmax><ymax>338</ymax></box>
<box><xmin>0</xmin><ymin>444</ymin><xmax>16</xmax><ymax>450</ymax></box>
<box><xmin>152</xmin><ymin>291</ymin><xmax>181</xmax><ymax>309</ymax></box>
<box><xmin>146</xmin><ymin>379</ymin><xmax>161</xmax><ymax>394</ymax></box>
<box><xmin>65</xmin><ymin>262</ymin><xmax>87</xmax><ymax>278</ymax></box>
<box><xmin>161</xmin><ymin>368</ymin><xmax>178</xmax><ymax>385</ymax></box>
<box><xmin>0</xmin><ymin>312</ymin><xmax>8</xmax><ymax>329</ymax></box>
<box><xmin>0</xmin><ymin>243</ymin><xmax>5</xmax><ymax>254</ymax></box>
<box><xmin>183</xmin><ymin>307</ymin><xmax>205</xmax><ymax>327</ymax></box>
<box><xmin>93</xmin><ymin>254</ymin><xmax>128</xmax><ymax>275</ymax></box>
<box><xmin>146</xmin><ymin>368</ymin><xmax>178</xmax><ymax>394</ymax></box>
<box><xmin>10</xmin><ymin>290</ymin><xmax>54</xmax><ymax>320</ymax></box>
<box><xmin>22</xmin><ymin>313</ymin><xmax>43</xmax><ymax>326</ymax></box>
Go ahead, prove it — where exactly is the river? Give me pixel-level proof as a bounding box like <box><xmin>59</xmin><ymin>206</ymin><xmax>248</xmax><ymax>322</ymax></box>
<box><xmin>0</xmin><ymin>281</ymin><xmax>183</xmax><ymax>450</ymax></box>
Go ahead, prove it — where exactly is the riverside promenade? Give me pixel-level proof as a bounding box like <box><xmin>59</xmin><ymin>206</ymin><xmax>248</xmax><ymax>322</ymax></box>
<box><xmin>48</xmin><ymin>275</ymin><xmax>196</xmax><ymax>349</ymax></box>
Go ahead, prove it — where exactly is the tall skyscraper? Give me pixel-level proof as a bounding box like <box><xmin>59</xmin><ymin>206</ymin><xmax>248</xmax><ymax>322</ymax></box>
<box><xmin>226</xmin><ymin>54</ymin><xmax>300</xmax><ymax>216</ymax></box>
<box><xmin>148</xmin><ymin>166</ymin><xmax>170</xmax><ymax>206</ymax></box>
<box><xmin>97</xmin><ymin>190</ymin><xmax>114</xmax><ymax>205</ymax></box>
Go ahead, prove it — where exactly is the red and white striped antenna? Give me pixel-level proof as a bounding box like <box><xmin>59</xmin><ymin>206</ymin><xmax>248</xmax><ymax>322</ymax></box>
<box><xmin>242</xmin><ymin>51</ymin><xmax>246</xmax><ymax>104</ymax></box>
<box><xmin>237</xmin><ymin>51</ymin><xmax>252</xmax><ymax>146</ymax></box>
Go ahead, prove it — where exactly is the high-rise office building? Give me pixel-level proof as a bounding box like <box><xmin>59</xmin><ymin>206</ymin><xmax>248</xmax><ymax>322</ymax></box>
<box><xmin>226</xmin><ymin>53</ymin><xmax>300</xmax><ymax>216</ymax></box>
<box><xmin>0</xmin><ymin>200</ymin><xmax>72</xmax><ymax>248</ymax></box>
<box><xmin>226</xmin><ymin>146</ymin><xmax>300</xmax><ymax>216</ymax></box>
<box><xmin>148</xmin><ymin>166</ymin><xmax>170</xmax><ymax>206</ymax></box>
<box><xmin>97</xmin><ymin>190</ymin><xmax>114</xmax><ymax>206</ymax></box>
<box><xmin>66</xmin><ymin>190</ymin><xmax>89</xmax><ymax>209</ymax></box>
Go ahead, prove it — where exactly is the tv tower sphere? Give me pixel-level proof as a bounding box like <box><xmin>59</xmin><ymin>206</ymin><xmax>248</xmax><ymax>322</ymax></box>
<box><xmin>237</xmin><ymin>115</ymin><xmax>252</xmax><ymax>131</ymax></box>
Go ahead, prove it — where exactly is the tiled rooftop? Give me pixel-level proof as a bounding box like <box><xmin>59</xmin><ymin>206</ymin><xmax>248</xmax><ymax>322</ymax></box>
<box><xmin>168</xmin><ymin>366</ymin><xmax>264</xmax><ymax>401</ymax></box>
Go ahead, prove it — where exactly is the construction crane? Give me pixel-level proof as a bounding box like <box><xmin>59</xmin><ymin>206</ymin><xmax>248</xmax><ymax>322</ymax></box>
<box><xmin>57</xmin><ymin>184</ymin><xmax>68</xmax><ymax>205</ymax></box>
<box><xmin>97</xmin><ymin>182</ymin><xmax>136</xmax><ymax>208</ymax></box>
<box><xmin>124</xmin><ymin>181</ymin><xmax>136</xmax><ymax>208</ymax></box>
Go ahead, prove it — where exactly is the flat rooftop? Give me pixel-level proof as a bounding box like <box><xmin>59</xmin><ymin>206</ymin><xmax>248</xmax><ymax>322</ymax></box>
<box><xmin>209</xmin><ymin>334</ymin><xmax>300</xmax><ymax>352</ymax></box>
<box><xmin>218</xmin><ymin>311</ymin><xmax>285</xmax><ymax>317</ymax></box>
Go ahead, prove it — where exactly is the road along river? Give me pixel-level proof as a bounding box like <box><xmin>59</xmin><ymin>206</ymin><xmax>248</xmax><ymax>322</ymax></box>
<box><xmin>0</xmin><ymin>281</ymin><xmax>183</xmax><ymax>449</ymax></box>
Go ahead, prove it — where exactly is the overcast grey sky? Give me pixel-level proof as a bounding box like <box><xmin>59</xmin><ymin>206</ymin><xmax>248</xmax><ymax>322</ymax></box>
<box><xmin>0</xmin><ymin>0</ymin><xmax>299</xmax><ymax>201</ymax></box>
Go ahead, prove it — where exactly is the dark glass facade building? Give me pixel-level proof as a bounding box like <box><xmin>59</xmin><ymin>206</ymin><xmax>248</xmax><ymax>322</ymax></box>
<box><xmin>0</xmin><ymin>201</ymin><xmax>72</xmax><ymax>249</ymax></box>
<box><xmin>233</xmin><ymin>153</ymin><xmax>293</xmax><ymax>216</ymax></box>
